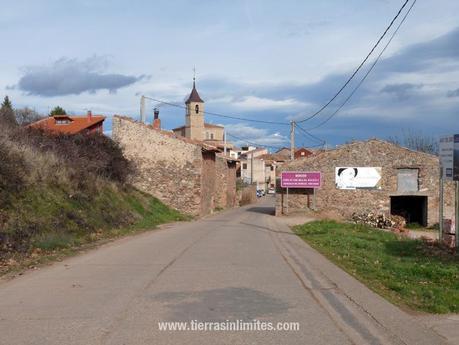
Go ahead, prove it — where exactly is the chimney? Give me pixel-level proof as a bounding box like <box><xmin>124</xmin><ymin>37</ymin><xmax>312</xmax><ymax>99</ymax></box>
<box><xmin>152</xmin><ymin>108</ymin><xmax>161</xmax><ymax>129</ymax></box>
<box><xmin>87</xmin><ymin>110</ymin><xmax>93</xmax><ymax>121</ymax></box>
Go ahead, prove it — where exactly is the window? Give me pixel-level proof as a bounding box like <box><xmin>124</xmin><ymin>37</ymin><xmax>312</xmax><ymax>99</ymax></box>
<box><xmin>55</xmin><ymin>119</ymin><xmax>70</xmax><ymax>125</ymax></box>
<box><xmin>242</xmin><ymin>163</ymin><xmax>247</xmax><ymax>169</ymax></box>
<box><xmin>301</xmin><ymin>152</ymin><xmax>305</xmax><ymax>156</ymax></box>
<box><xmin>397</xmin><ymin>168</ymin><xmax>419</xmax><ymax>192</ymax></box>
<box><xmin>210</xmin><ymin>133</ymin><xmax>214</xmax><ymax>140</ymax></box>
<box><xmin>206</xmin><ymin>132</ymin><xmax>210</xmax><ymax>139</ymax></box>
<box><xmin>270</xmin><ymin>166</ymin><xmax>274</xmax><ymax>171</ymax></box>
<box><xmin>195</xmin><ymin>104</ymin><xmax>199</xmax><ymax>114</ymax></box>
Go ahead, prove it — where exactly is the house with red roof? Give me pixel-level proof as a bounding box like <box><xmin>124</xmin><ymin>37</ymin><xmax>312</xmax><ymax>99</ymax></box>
<box><xmin>29</xmin><ymin>111</ymin><xmax>105</xmax><ymax>135</ymax></box>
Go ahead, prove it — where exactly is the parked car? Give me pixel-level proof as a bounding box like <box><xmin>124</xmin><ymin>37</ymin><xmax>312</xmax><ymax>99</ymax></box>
<box><xmin>267</xmin><ymin>187</ymin><xmax>275</xmax><ymax>194</ymax></box>
<box><xmin>256</xmin><ymin>189</ymin><xmax>265</xmax><ymax>197</ymax></box>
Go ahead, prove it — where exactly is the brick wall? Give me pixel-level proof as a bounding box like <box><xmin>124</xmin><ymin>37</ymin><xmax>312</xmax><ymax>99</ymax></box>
<box><xmin>276</xmin><ymin>140</ymin><xmax>455</xmax><ymax>229</ymax></box>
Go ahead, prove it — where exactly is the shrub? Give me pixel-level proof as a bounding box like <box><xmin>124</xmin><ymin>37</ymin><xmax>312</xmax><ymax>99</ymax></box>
<box><xmin>11</xmin><ymin>127</ymin><xmax>133</xmax><ymax>185</ymax></box>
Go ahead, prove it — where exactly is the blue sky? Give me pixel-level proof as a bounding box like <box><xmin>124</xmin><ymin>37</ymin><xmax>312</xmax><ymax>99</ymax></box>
<box><xmin>1</xmin><ymin>0</ymin><xmax>459</xmax><ymax>148</ymax></box>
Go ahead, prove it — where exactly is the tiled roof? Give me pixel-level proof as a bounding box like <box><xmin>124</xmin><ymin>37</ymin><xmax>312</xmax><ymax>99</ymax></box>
<box><xmin>29</xmin><ymin>115</ymin><xmax>105</xmax><ymax>134</ymax></box>
<box><xmin>185</xmin><ymin>81</ymin><xmax>204</xmax><ymax>104</ymax></box>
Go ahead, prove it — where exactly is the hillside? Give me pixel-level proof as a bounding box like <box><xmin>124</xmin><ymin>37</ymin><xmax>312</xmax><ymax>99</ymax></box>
<box><xmin>0</xmin><ymin>124</ymin><xmax>185</xmax><ymax>271</ymax></box>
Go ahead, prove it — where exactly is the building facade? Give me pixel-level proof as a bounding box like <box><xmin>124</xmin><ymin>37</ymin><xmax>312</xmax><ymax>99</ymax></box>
<box><xmin>276</xmin><ymin>139</ymin><xmax>455</xmax><ymax>230</ymax></box>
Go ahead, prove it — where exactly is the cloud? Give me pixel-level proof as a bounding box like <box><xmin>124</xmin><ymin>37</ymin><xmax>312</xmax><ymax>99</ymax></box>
<box><xmin>16</xmin><ymin>56</ymin><xmax>145</xmax><ymax>97</ymax></box>
<box><xmin>225</xmin><ymin>123</ymin><xmax>288</xmax><ymax>147</ymax></box>
<box><xmin>447</xmin><ymin>88</ymin><xmax>459</xmax><ymax>98</ymax></box>
<box><xmin>232</xmin><ymin>96</ymin><xmax>307</xmax><ymax>110</ymax></box>
<box><xmin>380</xmin><ymin>83</ymin><xmax>424</xmax><ymax>100</ymax></box>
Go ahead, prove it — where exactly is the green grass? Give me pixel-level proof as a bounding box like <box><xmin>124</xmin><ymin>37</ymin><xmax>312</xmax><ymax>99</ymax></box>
<box><xmin>293</xmin><ymin>220</ymin><xmax>459</xmax><ymax>314</ymax></box>
<box><xmin>1</xmin><ymin>185</ymin><xmax>188</xmax><ymax>271</ymax></box>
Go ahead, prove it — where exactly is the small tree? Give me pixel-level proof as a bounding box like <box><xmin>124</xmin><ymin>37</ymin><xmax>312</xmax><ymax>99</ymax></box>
<box><xmin>0</xmin><ymin>96</ymin><xmax>17</xmax><ymax>127</ymax></box>
<box><xmin>50</xmin><ymin>106</ymin><xmax>67</xmax><ymax>116</ymax></box>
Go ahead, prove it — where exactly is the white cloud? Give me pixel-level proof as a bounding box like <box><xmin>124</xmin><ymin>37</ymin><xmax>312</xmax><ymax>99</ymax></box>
<box><xmin>232</xmin><ymin>96</ymin><xmax>307</xmax><ymax>111</ymax></box>
<box><xmin>225</xmin><ymin>123</ymin><xmax>288</xmax><ymax>148</ymax></box>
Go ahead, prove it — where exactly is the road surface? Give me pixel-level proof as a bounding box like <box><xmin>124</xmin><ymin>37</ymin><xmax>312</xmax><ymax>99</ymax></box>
<box><xmin>0</xmin><ymin>197</ymin><xmax>450</xmax><ymax>344</ymax></box>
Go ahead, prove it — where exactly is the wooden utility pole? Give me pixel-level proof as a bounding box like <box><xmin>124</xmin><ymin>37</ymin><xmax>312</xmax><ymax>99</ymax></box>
<box><xmin>290</xmin><ymin>121</ymin><xmax>295</xmax><ymax>160</ymax></box>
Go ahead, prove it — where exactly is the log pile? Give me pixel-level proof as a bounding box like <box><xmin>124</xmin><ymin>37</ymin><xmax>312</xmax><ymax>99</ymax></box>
<box><xmin>351</xmin><ymin>212</ymin><xmax>406</xmax><ymax>230</ymax></box>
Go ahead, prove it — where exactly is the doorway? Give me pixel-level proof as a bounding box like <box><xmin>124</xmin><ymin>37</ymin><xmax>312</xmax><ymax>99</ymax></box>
<box><xmin>390</xmin><ymin>196</ymin><xmax>427</xmax><ymax>227</ymax></box>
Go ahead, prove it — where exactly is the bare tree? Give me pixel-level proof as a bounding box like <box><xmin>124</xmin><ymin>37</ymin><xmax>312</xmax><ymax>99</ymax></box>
<box><xmin>15</xmin><ymin>107</ymin><xmax>43</xmax><ymax>125</ymax></box>
<box><xmin>388</xmin><ymin>129</ymin><xmax>439</xmax><ymax>155</ymax></box>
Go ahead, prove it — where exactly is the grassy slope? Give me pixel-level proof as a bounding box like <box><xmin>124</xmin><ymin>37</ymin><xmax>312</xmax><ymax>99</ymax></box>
<box><xmin>1</xmin><ymin>184</ymin><xmax>187</xmax><ymax>274</ymax></box>
<box><xmin>294</xmin><ymin>220</ymin><xmax>459</xmax><ymax>314</ymax></box>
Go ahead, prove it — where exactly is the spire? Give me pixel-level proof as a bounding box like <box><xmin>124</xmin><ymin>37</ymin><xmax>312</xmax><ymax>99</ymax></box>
<box><xmin>185</xmin><ymin>75</ymin><xmax>204</xmax><ymax>104</ymax></box>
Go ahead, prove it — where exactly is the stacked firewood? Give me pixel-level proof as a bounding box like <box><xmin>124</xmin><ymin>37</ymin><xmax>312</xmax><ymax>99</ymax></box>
<box><xmin>351</xmin><ymin>212</ymin><xmax>406</xmax><ymax>230</ymax></box>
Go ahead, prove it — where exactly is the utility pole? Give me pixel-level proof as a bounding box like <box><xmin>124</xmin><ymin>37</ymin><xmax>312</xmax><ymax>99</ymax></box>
<box><xmin>140</xmin><ymin>95</ymin><xmax>146</xmax><ymax>123</ymax></box>
<box><xmin>290</xmin><ymin>120</ymin><xmax>295</xmax><ymax>160</ymax></box>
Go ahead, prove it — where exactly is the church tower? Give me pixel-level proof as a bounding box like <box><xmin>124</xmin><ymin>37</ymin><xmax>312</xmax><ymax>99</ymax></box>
<box><xmin>185</xmin><ymin>78</ymin><xmax>205</xmax><ymax>141</ymax></box>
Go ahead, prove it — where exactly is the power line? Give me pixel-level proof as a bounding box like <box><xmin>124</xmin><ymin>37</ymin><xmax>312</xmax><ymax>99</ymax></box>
<box><xmin>305</xmin><ymin>0</ymin><xmax>417</xmax><ymax>131</ymax></box>
<box><xmin>142</xmin><ymin>96</ymin><xmax>290</xmax><ymax>126</ymax></box>
<box><xmin>295</xmin><ymin>122</ymin><xmax>326</xmax><ymax>145</ymax></box>
<box><xmin>225</xmin><ymin>132</ymin><xmax>283</xmax><ymax>150</ymax></box>
<box><xmin>296</xmin><ymin>0</ymin><xmax>410</xmax><ymax>124</ymax></box>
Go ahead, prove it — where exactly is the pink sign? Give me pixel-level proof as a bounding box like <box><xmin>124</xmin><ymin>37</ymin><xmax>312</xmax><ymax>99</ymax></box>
<box><xmin>281</xmin><ymin>171</ymin><xmax>321</xmax><ymax>188</ymax></box>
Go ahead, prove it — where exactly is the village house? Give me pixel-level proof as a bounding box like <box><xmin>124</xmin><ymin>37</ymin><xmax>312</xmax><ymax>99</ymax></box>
<box><xmin>276</xmin><ymin>139</ymin><xmax>456</xmax><ymax>246</ymax></box>
<box><xmin>29</xmin><ymin>111</ymin><xmax>105</xmax><ymax>134</ymax></box>
<box><xmin>275</xmin><ymin>147</ymin><xmax>313</xmax><ymax>159</ymax></box>
<box><xmin>239</xmin><ymin>147</ymin><xmax>269</xmax><ymax>189</ymax></box>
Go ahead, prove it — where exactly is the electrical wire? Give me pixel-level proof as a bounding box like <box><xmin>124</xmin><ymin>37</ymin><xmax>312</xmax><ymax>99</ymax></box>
<box><xmin>143</xmin><ymin>96</ymin><xmax>290</xmax><ymax>126</ymax></box>
<box><xmin>295</xmin><ymin>122</ymin><xmax>326</xmax><ymax>145</ymax></box>
<box><xmin>305</xmin><ymin>0</ymin><xmax>417</xmax><ymax>130</ymax></box>
<box><xmin>225</xmin><ymin>132</ymin><xmax>284</xmax><ymax>150</ymax></box>
<box><xmin>296</xmin><ymin>0</ymin><xmax>410</xmax><ymax>123</ymax></box>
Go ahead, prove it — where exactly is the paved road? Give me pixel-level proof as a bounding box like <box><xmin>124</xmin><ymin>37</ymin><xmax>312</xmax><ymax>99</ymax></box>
<box><xmin>0</xmin><ymin>197</ymin><xmax>450</xmax><ymax>345</ymax></box>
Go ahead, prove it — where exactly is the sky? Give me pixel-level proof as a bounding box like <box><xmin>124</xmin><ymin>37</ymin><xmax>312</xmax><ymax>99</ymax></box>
<box><xmin>1</xmin><ymin>0</ymin><xmax>459</xmax><ymax>149</ymax></box>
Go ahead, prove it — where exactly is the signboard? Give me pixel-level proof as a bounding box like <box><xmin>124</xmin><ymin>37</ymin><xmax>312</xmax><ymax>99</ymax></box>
<box><xmin>439</xmin><ymin>134</ymin><xmax>459</xmax><ymax>181</ymax></box>
<box><xmin>335</xmin><ymin>167</ymin><xmax>382</xmax><ymax>190</ymax></box>
<box><xmin>281</xmin><ymin>171</ymin><xmax>321</xmax><ymax>188</ymax></box>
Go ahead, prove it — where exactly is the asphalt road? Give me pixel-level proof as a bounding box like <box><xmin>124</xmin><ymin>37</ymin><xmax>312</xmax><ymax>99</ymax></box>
<box><xmin>0</xmin><ymin>197</ymin><xmax>450</xmax><ymax>345</ymax></box>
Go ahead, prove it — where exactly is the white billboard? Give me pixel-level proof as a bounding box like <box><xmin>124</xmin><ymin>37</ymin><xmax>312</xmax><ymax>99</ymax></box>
<box><xmin>335</xmin><ymin>167</ymin><xmax>382</xmax><ymax>190</ymax></box>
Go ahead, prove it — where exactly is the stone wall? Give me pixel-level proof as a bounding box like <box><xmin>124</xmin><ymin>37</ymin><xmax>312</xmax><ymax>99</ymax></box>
<box><xmin>201</xmin><ymin>151</ymin><xmax>216</xmax><ymax>215</ymax></box>
<box><xmin>276</xmin><ymin>140</ymin><xmax>455</xmax><ymax>229</ymax></box>
<box><xmin>214</xmin><ymin>157</ymin><xmax>238</xmax><ymax>209</ymax></box>
<box><xmin>226</xmin><ymin>161</ymin><xmax>237</xmax><ymax>207</ymax></box>
<box><xmin>112</xmin><ymin>116</ymin><xmax>238</xmax><ymax>217</ymax></box>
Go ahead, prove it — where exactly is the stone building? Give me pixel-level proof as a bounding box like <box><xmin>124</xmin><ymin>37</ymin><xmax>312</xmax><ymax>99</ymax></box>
<box><xmin>172</xmin><ymin>79</ymin><xmax>233</xmax><ymax>152</ymax></box>
<box><xmin>276</xmin><ymin>139</ymin><xmax>455</xmax><ymax>232</ymax></box>
<box><xmin>112</xmin><ymin>116</ymin><xmax>237</xmax><ymax>216</ymax></box>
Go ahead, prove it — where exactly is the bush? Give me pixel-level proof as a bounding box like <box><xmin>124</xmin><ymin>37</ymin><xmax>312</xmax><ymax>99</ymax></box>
<box><xmin>11</xmin><ymin>127</ymin><xmax>133</xmax><ymax>185</ymax></box>
<box><xmin>0</xmin><ymin>137</ymin><xmax>26</xmax><ymax>207</ymax></box>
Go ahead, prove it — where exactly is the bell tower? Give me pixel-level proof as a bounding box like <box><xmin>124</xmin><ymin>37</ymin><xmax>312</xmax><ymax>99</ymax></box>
<box><xmin>185</xmin><ymin>77</ymin><xmax>205</xmax><ymax>141</ymax></box>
